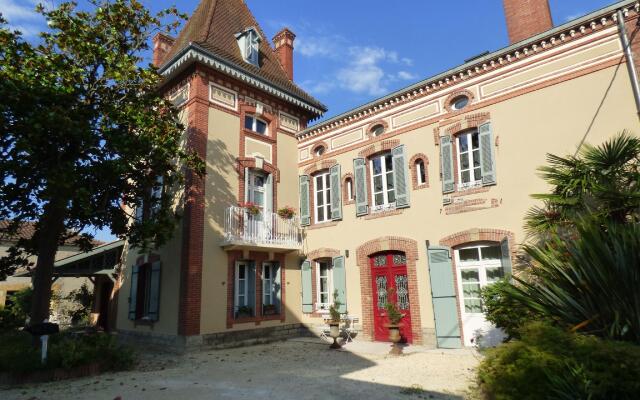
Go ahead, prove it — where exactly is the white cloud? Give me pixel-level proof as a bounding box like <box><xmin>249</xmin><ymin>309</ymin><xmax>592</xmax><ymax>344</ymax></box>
<box><xmin>0</xmin><ymin>0</ymin><xmax>45</xmax><ymax>37</ymax></box>
<box><xmin>396</xmin><ymin>71</ymin><xmax>417</xmax><ymax>80</ymax></box>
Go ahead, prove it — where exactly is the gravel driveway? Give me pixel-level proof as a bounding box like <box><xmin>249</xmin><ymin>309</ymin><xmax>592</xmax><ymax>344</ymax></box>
<box><xmin>2</xmin><ymin>338</ymin><xmax>480</xmax><ymax>400</ymax></box>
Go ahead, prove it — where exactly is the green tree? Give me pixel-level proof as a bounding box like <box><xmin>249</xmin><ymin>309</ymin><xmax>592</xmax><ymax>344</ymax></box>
<box><xmin>0</xmin><ymin>1</ymin><xmax>204</xmax><ymax>327</ymax></box>
<box><xmin>525</xmin><ymin>132</ymin><xmax>640</xmax><ymax>238</ymax></box>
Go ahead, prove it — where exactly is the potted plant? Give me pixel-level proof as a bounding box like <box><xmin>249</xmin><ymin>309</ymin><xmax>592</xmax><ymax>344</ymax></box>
<box><xmin>277</xmin><ymin>206</ymin><xmax>296</xmax><ymax>219</ymax></box>
<box><xmin>385</xmin><ymin>288</ymin><xmax>404</xmax><ymax>355</ymax></box>
<box><xmin>263</xmin><ymin>304</ymin><xmax>277</xmax><ymax>316</ymax></box>
<box><xmin>327</xmin><ymin>290</ymin><xmax>342</xmax><ymax>349</ymax></box>
<box><xmin>241</xmin><ymin>202</ymin><xmax>261</xmax><ymax>216</ymax></box>
<box><xmin>236</xmin><ymin>305</ymin><xmax>252</xmax><ymax>319</ymax></box>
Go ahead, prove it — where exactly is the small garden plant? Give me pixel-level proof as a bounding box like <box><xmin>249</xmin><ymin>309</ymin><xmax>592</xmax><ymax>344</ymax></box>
<box><xmin>276</xmin><ymin>206</ymin><xmax>296</xmax><ymax>219</ymax></box>
<box><xmin>384</xmin><ymin>288</ymin><xmax>403</xmax><ymax>326</ymax></box>
<box><xmin>328</xmin><ymin>290</ymin><xmax>342</xmax><ymax>323</ymax></box>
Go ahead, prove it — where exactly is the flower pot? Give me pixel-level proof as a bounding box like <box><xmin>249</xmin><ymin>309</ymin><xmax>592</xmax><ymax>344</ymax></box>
<box><xmin>388</xmin><ymin>325</ymin><xmax>401</xmax><ymax>343</ymax></box>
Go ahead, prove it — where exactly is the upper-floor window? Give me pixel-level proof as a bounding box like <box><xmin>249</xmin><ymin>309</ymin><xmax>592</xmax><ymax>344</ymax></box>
<box><xmin>245</xmin><ymin>115</ymin><xmax>268</xmax><ymax>135</ymax></box>
<box><xmin>314</xmin><ymin>171</ymin><xmax>332</xmax><ymax>223</ymax></box>
<box><xmin>451</xmin><ymin>95</ymin><xmax>469</xmax><ymax>111</ymax></box>
<box><xmin>135</xmin><ymin>176</ymin><xmax>163</xmax><ymax>222</ymax></box>
<box><xmin>370</xmin><ymin>153</ymin><xmax>395</xmax><ymax>210</ymax></box>
<box><xmin>370</xmin><ymin>124</ymin><xmax>386</xmax><ymax>137</ymax></box>
<box><xmin>457</xmin><ymin>130</ymin><xmax>482</xmax><ymax>188</ymax></box>
<box><xmin>345</xmin><ymin>177</ymin><xmax>354</xmax><ymax>201</ymax></box>
<box><xmin>237</xmin><ymin>28</ymin><xmax>261</xmax><ymax>67</ymax></box>
<box><xmin>415</xmin><ymin>159</ymin><xmax>426</xmax><ymax>185</ymax></box>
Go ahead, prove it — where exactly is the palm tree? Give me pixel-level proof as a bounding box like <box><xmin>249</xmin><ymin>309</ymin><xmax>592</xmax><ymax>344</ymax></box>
<box><xmin>525</xmin><ymin>132</ymin><xmax>640</xmax><ymax>239</ymax></box>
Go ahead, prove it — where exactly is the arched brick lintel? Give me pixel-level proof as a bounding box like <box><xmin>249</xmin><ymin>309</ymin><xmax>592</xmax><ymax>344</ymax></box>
<box><xmin>307</xmin><ymin>248</ymin><xmax>341</xmax><ymax>260</ymax></box>
<box><xmin>439</xmin><ymin>228</ymin><xmax>515</xmax><ymax>250</ymax></box>
<box><xmin>355</xmin><ymin>237</ymin><xmax>422</xmax><ymax>345</ymax></box>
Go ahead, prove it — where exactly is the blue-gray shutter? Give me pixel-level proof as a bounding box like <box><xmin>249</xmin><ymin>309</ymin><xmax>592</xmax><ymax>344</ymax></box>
<box><xmin>501</xmin><ymin>237</ymin><xmax>513</xmax><ymax>278</ymax></box>
<box><xmin>147</xmin><ymin>261</ymin><xmax>161</xmax><ymax>321</ymax></box>
<box><xmin>479</xmin><ymin>122</ymin><xmax>497</xmax><ymax>185</ymax></box>
<box><xmin>301</xmin><ymin>260</ymin><xmax>313</xmax><ymax>313</ymax></box>
<box><xmin>299</xmin><ymin>175</ymin><xmax>310</xmax><ymax>226</ymax></box>
<box><xmin>332</xmin><ymin>256</ymin><xmax>347</xmax><ymax>314</ymax></box>
<box><xmin>248</xmin><ymin>263</ymin><xmax>256</xmax><ymax>316</ymax></box>
<box><xmin>440</xmin><ymin>136</ymin><xmax>455</xmax><ymax>193</ymax></box>
<box><xmin>128</xmin><ymin>265</ymin><xmax>139</xmax><ymax>320</ymax></box>
<box><xmin>265</xmin><ymin>174</ymin><xmax>273</xmax><ymax>214</ymax></box>
<box><xmin>392</xmin><ymin>145</ymin><xmax>410</xmax><ymax>208</ymax></box>
<box><xmin>354</xmin><ymin>158</ymin><xmax>369</xmax><ymax>216</ymax></box>
<box><xmin>244</xmin><ymin>168</ymin><xmax>250</xmax><ymax>203</ymax></box>
<box><xmin>330</xmin><ymin>164</ymin><xmax>342</xmax><ymax>220</ymax></box>
<box><xmin>427</xmin><ymin>246</ymin><xmax>462</xmax><ymax>348</ymax></box>
<box><xmin>273</xmin><ymin>263</ymin><xmax>281</xmax><ymax>313</ymax></box>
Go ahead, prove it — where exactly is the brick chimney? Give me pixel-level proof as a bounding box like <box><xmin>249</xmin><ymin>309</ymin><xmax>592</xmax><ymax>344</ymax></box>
<box><xmin>152</xmin><ymin>32</ymin><xmax>176</xmax><ymax>68</ymax></box>
<box><xmin>273</xmin><ymin>28</ymin><xmax>296</xmax><ymax>80</ymax></box>
<box><xmin>503</xmin><ymin>0</ymin><xmax>553</xmax><ymax>44</ymax></box>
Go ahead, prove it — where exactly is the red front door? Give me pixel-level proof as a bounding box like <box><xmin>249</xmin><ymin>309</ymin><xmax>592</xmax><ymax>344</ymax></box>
<box><xmin>370</xmin><ymin>252</ymin><xmax>413</xmax><ymax>343</ymax></box>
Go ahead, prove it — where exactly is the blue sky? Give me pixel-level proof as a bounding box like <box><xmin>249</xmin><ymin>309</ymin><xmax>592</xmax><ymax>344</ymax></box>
<box><xmin>0</xmin><ymin>0</ymin><xmax>621</xmax><ymax>241</ymax></box>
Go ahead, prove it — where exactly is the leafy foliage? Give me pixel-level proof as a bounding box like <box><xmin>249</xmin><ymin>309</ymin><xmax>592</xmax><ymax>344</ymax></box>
<box><xmin>384</xmin><ymin>288</ymin><xmax>403</xmax><ymax>326</ymax></box>
<box><xmin>0</xmin><ymin>288</ymin><xmax>32</xmax><ymax>331</ymax></box>
<box><xmin>329</xmin><ymin>289</ymin><xmax>342</xmax><ymax>322</ymax></box>
<box><xmin>477</xmin><ymin>322</ymin><xmax>640</xmax><ymax>400</ymax></box>
<box><xmin>0</xmin><ymin>330</ymin><xmax>134</xmax><ymax>374</ymax></box>
<box><xmin>506</xmin><ymin>221</ymin><xmax>640</xmax><ymax>343</ymax></box>
<box><xmin>0</xmin><ymin>0</ymin><xmax>204</xmax><ymax>323</ymax></box>
<box><xmin>480</xmin><ymin>278</ymin><xmax>538</xmax><ymax>340</ymax></box>
<box><xmin>525</xmin><ymin>132</ymin><xmax>640</xmax><ymax>238</ymax></box>
<box><xmin>64</xmin><ymin>283</ymin><xmax>93</xmax><ymax>325</ymax></box>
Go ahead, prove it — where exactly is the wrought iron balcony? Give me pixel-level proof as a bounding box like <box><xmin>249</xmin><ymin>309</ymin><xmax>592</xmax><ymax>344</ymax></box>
<box><xmin>222</xmin><ymin>206</ymin><xmax>303</xmax><ymax>251</ymax></box>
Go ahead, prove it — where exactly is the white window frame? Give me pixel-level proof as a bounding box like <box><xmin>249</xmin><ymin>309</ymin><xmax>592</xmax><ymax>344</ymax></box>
<box><xmin>456</xmin><ymin>130</ymin><xmax>482</xmax><ymax>190</ymax></box>
<box><xmin>262</xmin><ymin>263</ymin><xmax>273</xmax><ymax>306</ymax></box>
<box><xmin>245</xmin><ymin>114</ymin><xmax>268</xmax><ymax>136</ymax></box>
<box><xmin>316</xmin><ymin>260</ymin><xmax>333</xmax><ymax>311</ymax></box>
<box><xmin>234</xmin><ymin>262</ymin><xmax>249</xmax><ymax>309</ymax></box>
<box><xmin>247</xmin><ymin>169</ymin><xmax>266</xmax><ymax>208</ymax></box>
<box><xmin>416</xmin><ymin>160</ymin><xmax>426</xmax><ymax>185</ymax></box>
<box><xmin>314</xmin><ymin>171</ymin><xmax>332</xmax><ymax>223</ymax></box>
<box><xmin>455</xmin><ymin>244</ymin><xmax>504</xmax><ymax>316</ymax></box>
<box><xmin>370</xmin><ymin>153</ymin><xmax>395</xmax><ymax>211</ymax></box>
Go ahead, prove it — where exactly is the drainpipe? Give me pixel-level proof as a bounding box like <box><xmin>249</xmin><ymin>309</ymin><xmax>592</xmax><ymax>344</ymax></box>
<box><xmin>617</xmin><ymin>9</ymin><xmax>640</xmax><ymax>118</ymax></box>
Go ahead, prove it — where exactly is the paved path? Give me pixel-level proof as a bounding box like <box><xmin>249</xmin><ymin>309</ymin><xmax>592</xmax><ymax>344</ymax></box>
<box><xmin>2</xmin><ymin>338</ymin><xmax>480</xmax><ymax>400</ymax></box>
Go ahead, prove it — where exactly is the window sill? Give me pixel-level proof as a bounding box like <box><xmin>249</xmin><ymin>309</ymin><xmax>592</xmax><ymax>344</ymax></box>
<box><xmin>413</xmin><ymin>183</ymin><xmax>429</xmax><ymax>191</ymax></box>
<box><xmin>232</xmin><ymin>314</ymin><xmax>284</xmax><ymax>326</ymax></box>
<box><xmin>133</xmin><ymin>318</ymin><xmax>156</xmax><ymax>327</ymax></box>
<box><xmin>364</xmin><ymin>208</ymin><xmax>404</xmax><ymax>220</ymax></box>
<box><xmin>243</xmin><ymin>129</ymin><xmax>276</xmax><ymax>143</ymax></box>
<box><xmin>304</xmin><ymin>221</ymin><xmax>339</xmax><ymax>230</ymax></box>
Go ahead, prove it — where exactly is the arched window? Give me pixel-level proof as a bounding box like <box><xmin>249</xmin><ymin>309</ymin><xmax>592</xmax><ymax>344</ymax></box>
<box><xmin>345</xmin><ymin>177</ymin><xmax>353</xmax><ymax>201</ymax></box>
<box><xmin>415</xmin><ymin>159</ymin><xmax>426</xmax><ymax>185</ymax></box>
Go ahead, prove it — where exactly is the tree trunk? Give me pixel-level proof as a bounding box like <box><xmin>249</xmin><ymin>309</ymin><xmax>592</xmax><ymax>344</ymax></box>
<box><xmin>29</xmin><ymin>199</ymin><xmax>67</xmax><ymax>327</ymax></box>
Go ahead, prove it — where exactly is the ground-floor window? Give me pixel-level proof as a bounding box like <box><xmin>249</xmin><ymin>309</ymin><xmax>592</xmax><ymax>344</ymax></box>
<box><xmin>262</xmin><ymin>262</ymin><xmax>281</xmax><ymax>315</ymax></box>
<box><xmin>316</xmin><ymin>259</ymin><xmax>333</xmax><ymax>310</ymax></box>
<box><xmin>235</xmin><ymin>261</ymin><xmax>256</xmax><ymax>318</ymax></box>
<box><xmin>455</xmin><ymin>244</ymin><xmax>504</xmax><ymax>313</ymax></box>
<box><xmin>128</xmin><ymin>261</ymin><xmax>161</xmax><ymax>321</ymax></box>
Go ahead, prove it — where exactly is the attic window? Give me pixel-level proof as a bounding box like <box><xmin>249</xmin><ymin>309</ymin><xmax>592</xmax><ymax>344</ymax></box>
<box><xmin>451</xmin><ymin>95</ymin><xmax>469</xmax><ymax>111</ymax></box>
<box><xmin>237</xmin><ymin>28</ymin><xmax>261</xmax><ymax>67</ymax></box>
<box><xmin>371</xmin><ymin>124</ymin><xmax>386</xmax><ymax>137</ymax></box>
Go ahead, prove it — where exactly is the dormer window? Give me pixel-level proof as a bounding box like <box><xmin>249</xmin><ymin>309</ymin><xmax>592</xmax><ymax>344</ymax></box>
<box><xmin>236</xmin><ymin>27</ymin><xmax>261</xmax><ymax>67</ymax></box>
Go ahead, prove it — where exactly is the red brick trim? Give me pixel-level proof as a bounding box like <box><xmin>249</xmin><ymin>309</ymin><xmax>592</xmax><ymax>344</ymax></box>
<box><xmin>365</xmin><ymin>119</ymin><xmax>390</xmax><ymax>139</ymax></box>
<box><xmin>443</xmin><ymin>112</ymin><xmax>491</xmax><ymax>137</ymax></box>
<box><xmin>363</xmin><ymin>208</ymin><xmax>404</xmax><ymax>220</ymax></box>
<box><xmin>444</xmin><ymin>198</ymin><xmax>500</xmax><ymax>215</ymax></box>
<box><xmin>355</xmin><ymin>237</ymin><xmax>422</xmax><ymax>344</ymax></box>
<box><xmin>303</xmin><ymin>159</ymin><xmax>337</xmax><ymax>176</ymax></box>
<box><xmin>409</xmin><ymin>153</ymin><xmax>429</xmax><ymax>190</ymax></box>
<box><xmin>310</xmin><ymin>141</ymin><xmax>330</xmax><ymax>159</ymax></box>
<box><xmin>226</xmin><ymin>251</ymin><xmax>287</xmax><ymax>328</ymax></box>
<box><xmin>303</xmin><ymin>249</ymin><xmax>341</xmax><ymax>317</ymax></box>
<box><xmin>304</xmin><ymin>221</ymin><xmax>339</xmax><ymax>231</ymax></box>
<box><xmin>178</xmin><ymin>68</ymin><xmax>208</xmax><ymax>337</ymax></box>
<box><xmin>443</xmin><ymin>89</ymin><xmax>476</xmax><ymax>114</ymax></box>
<box><xmin>342</xmin><ymin>173</ymin><xmax>355</xmax><ymax>205</ymax></box>
<box><xmin>358</xmin><ymin>139</ymin><xmax>401</xmax><ymax>158</ymax></box>
<box><xmin>307</xmin><ymin>248</ymin><xmax>341</xmax><ymax>260</ymax></box>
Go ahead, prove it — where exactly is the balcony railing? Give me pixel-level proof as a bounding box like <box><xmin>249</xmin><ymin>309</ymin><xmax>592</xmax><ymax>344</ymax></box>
<box><xmin>223</xmin><ymin>206</ymin><xmax>303</xmax><ymax>249</ymax></box>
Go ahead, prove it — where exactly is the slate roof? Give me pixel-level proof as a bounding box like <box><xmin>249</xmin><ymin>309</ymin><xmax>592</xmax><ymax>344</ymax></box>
<box><xmin>161</xmin><ymin>0</ymin><xmax>326</xmax><ymax>113</ymax></box>
<box><xmin>0</xmin><ymin>220</ymin><xmax>102</xmax><ymax>246</ymax></box>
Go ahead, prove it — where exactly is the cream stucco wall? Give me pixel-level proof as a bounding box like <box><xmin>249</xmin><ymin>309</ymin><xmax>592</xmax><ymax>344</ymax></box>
<box><xmin>297</xmin><ymin>64</ymin><xmax>640</xmax><ymax>339</ymax></box>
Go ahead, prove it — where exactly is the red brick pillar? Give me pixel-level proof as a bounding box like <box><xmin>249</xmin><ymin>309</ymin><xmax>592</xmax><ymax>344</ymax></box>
<box><xmin>503</xmin><ymin>0</ymin><xmax>553</xmax><ymax>44</ymax></box>
<box><xmin>273</xmin><ymin>28</ymin><xmax>296</xmax><ymax>81</ymax></box>
<box><xmin>152</xmin><ymin>33</ymin><xmax>175</xmax><ymax>68</ymax></box>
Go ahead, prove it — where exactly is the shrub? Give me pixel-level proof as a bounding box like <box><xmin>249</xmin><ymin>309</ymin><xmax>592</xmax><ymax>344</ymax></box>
<box><xmin>480</xmin><ymin>279</ymin><xmax>538</xmax><ymax>340</ymax></box>
<box><xmin>477</xmin><ymin>322</ymin><xmax>640</xmax><ymax>399</ymax></box>
<box><xmin>0</xmin><ymin>288</ymin><xmax>32</xmax><ymax>332</ymax></box>
<box><xmin>0</xmin><ymin>331</ymin><xmax>135</xmax><ymax>374</ymax></box>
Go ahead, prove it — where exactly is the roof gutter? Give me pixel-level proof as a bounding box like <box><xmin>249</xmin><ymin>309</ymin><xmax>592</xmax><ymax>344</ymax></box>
<box><xmin>617</xmin><ymin>9</ymin><xmax>640</xmax><ymax>119</ymax></box>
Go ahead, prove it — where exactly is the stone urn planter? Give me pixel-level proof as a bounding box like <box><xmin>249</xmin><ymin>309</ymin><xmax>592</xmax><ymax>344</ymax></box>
<box><xmin>328</xmin><ymin>320</ymin><xmax>341</xmax><ymax>349</ymax></box>
<box><xmin>386</xmin><ymin>323</ymin><xmax>403</xmax><ymax>355</ymax></box>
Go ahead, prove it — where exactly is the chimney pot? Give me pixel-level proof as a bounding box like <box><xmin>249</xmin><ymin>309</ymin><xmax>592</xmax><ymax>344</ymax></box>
<box><xmin>273</xmin><ymin>28</ymin><xmax>296</xmax><ymax>80</ymax></box>
<box><xmin>503</xmin><ymin>0</ymin><xmax>553</xmax><ymax>44</ymax></box>
<box><xmin>152</xmin><ymin>32</ymin><xmax>176</xmax><ymax>68</ymax></box>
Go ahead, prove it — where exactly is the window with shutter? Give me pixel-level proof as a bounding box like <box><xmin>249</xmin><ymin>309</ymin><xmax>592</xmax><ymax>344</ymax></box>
<box><xmin>440</xmin><ymin>136</ymin><xmax>455</xmax><ymax>193</ymax></box>
<box><xmin>354</xmin><ymin>158</ymin><xmax>369</xmax><ymax>216</ymax></box>
<box><xmin>314</xmin><ymin>172</ymin><xmax>332</xmax><ymax>223</ymax></box>
<box><xmin>330</xmin><ymin>164</ymin><xmax>342</xmax><ymax>220</ymax></box>
<box><xmin>262</xmin><ymin>262</ymin><xmax>281</xmax><ymax>315</ymax></box>
<box><xmin>147</xmin><ymin>262</ymin><xmax>161</xmax><ymax>321</ymax></box>
<box><xmin>392</xmin><ymin>145</ymin><xmax>410</xmax><ymax>208</ymax></box>
<box><xmin>128</xmin><ymin>265</ymin><xmax>139</xmax><ymax>320</ymax></box>
<box><xmin>332</xmin><ymin>256</ymin><xmax>347</xmax><ymax>314</ymax></box>
<box><xmin>301</xmin><ymin>260</ymin><xmax>313</xmax><ymax>313</ymax></box>
<box><xmin>479</xmin><ymin>122</ymin><xmax>496</xmax><ymax>185</ymax></box>
<box><xmin>235</xmin><ymin>261</ymin><xmax>256</xmax><ymax>318</ymax></box>
<box><xmin>299</xmin><ymin>175</ymin><xmax>310</xmax><ymax>226</ymax></box>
